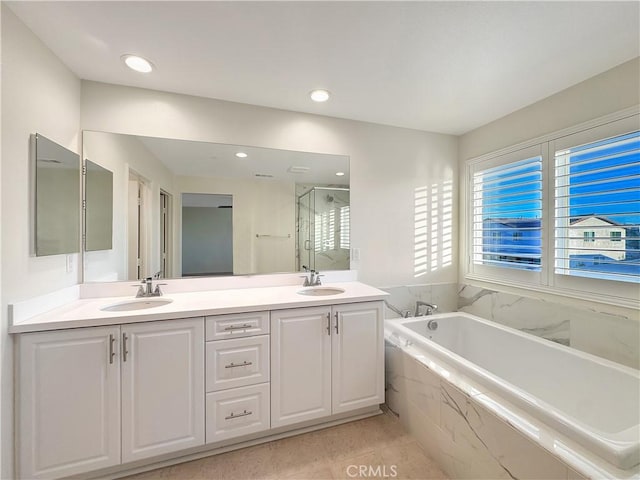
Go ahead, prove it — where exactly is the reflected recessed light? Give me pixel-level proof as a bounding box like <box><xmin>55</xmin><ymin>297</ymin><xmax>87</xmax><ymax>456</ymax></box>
<box><xmin>310</xmin><ymin>89</ymin><xmax>330</xmax><ymax>102</ymax></box>
<box><xmin>336</xmin><ymin>172</ymin><xmax>345</xmax><ymax>176</ymax></box>
<box><xmin>235</xmin><ymin>152</ymin><xmax>248</xmax><ymax>158</ymax></box>
<box><xmin>121</xmin><ymin>54</ymin><xmax>154</xmax><ymax>73</ymax></box>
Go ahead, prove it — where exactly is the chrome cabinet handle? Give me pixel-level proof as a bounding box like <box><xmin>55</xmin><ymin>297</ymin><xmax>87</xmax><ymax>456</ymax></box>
<box><xmin>224</xmin><ymin>324</ymin><xmax>253</xmax><ymax>331</ymax></box>
<box><xmin>109</xmin><ymin>334</ymin><xmax>116</xmax><ymax>364</ymax></box>
<box><xmin>225</xmin><ymin>409</ymin><xmax>252</xmax><ymax>420</ymax></box>
<box><xmin>334</xmin><ymin>312</ymin><xmax>339</xmax><ymax>334</ymax></box>
<box><xmin>225</xmin><ymin>361</ymin><xmax>253</xmax><ymax>369</ymax></box>
<box><xmin>326</xmin><ymin>312</ymin><xmax>331</xmax><ymax>335</ymax></box>
<box><xmin>122</xmin><ymin>333</ymin><xmax>129</xmax><ymax>362</ymax></box>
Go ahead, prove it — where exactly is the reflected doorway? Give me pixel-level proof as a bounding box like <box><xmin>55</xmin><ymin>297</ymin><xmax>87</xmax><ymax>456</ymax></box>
<box><xmin>160</xmin><ymin>190</ymin><xmax>172</xmax><ymax>279</ymax></box>
<box><xmin>181</xmin><ymin>193</ymin><xmax>233</xmax><ymax>276</ymax></box>
<box><xmin>128</xmin><ymin>170</ymin><xmax>151</xmax><ymax>280</ymax></box>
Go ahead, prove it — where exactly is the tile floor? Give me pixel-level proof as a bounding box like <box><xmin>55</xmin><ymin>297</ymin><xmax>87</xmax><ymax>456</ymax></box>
<box><xmin>122</xmin><ymin>410</ymin><xmax>448</xmax><ymax>479</ymax></box>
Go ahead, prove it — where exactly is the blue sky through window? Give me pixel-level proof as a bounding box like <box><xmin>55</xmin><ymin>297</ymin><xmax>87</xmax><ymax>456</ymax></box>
<box><xmin>476</xmin><ymin>130</ymin><xmax>639</xmax><ymax>281</ymax></box>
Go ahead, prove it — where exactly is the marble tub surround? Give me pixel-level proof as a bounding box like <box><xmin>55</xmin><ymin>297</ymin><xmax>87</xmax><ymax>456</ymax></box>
<box><xmin>382</xmin><ymin>283</ymin><xmax>458</xmax><ymax>317</ymax></box>
<box><xmin>385</xmin><ymin>333</ymin><xmax>640</xmax><ymax>480</ymax></box>
<box><xmin>458</xmin><ymin>284</ymin><xmax>639</xmax><ymax>369</ymax></box>
<box><xmin>9</xmin><ymin>275</ymin><xmax>385</xmax><ymax>333</ymax></box>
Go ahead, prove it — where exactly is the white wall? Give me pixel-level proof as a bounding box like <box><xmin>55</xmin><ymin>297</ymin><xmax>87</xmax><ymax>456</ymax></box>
<box><xmin>459</xmin><ymin>58</ymin><xmax>640</xmax><ymax>161</ymax></box>
<box><xmin>457</xmin><ymin>58</ymin><xmax>640</xmax><ymax>346</ymax></box>
<box><xmin>1</xmin><ymin>5</ymin><xmax>82</xmax><ymax>478</ymax></box>
<box><xmin>81</xmin><ymin>80</ymin><xmax>460</xmax><ymax>287</ymax></box>
<box><xmin>83</xmin><ymin>131</ymin><xmax>175</xmax><ymax>281</ymax></box>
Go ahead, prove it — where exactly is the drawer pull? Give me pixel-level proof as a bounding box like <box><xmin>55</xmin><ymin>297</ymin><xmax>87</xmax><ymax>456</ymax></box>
<box><xmin>225</xmin><ymin>409</ymin><xmax>252</xmax><ymax>420</ymax></box>
<box><xmin>225</xmin><ymin>361</ymin><xmax>253</xmax><ymax>369</ymax></box>
<box><xmin>224</xmin><ymin>324</ymin><xmax>253</xmax><ymax>331</ymax></box>
<box><xmin>122</xmin><ymin>333</ymin><xmax>129</xmax><ymax>362</ymax></box>
<box><xmin>109</xmin><ymin>334</ymin><xmax>116</xmax><ymax>364</ymax></box>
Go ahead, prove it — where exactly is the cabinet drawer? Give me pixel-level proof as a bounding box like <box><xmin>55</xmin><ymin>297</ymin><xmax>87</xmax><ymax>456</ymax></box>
<box><xmin>206</xmin><ymin>335</ymin><xmax>269</xmax><ymax>392</ymax></box>
<box><xmin>206</xmin><ymin>311</ymin><xmax>269</xmax><ymax>341</ymax></box>
<box><xmin>206</xmin><ymin>383</ymin><xmax>270</xmax><ymax>443</ymax></box>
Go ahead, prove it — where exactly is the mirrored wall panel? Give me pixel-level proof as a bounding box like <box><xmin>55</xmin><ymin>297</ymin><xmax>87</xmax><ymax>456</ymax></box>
<box><xmin>34</xmin><ymin>133</ymin><xmax>80</xmax><ymax>256</ymax></box>
<box><xmin>82</xmin><ymin>131</ymin><xmax>350</xmax><ymax>282</ymax></box>
<box><xmin>84</xmin><ymin>160</ymin><xmax>113</xmax><ymax>251</ymax></box>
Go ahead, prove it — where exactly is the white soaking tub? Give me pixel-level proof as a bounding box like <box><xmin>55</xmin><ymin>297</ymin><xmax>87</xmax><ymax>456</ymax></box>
<box><xmin>385</xmin><ymin>312</ymin><xmax>640</xmax><ymax>471</ymax></box>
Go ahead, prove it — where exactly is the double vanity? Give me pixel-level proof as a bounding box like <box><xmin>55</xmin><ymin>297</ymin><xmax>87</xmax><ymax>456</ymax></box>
<box><xmin>10</xmin><ymin>279</ymin><xmax>387</xmax><ymax>480</ymax></box>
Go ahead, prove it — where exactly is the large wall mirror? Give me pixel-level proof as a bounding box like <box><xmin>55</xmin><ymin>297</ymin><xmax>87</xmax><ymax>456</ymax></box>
<box><xmin>34</xmin><ymin>133</ymin><xmax>80</xmax><ymax>256</ymax></box>
<box><xmin>82</xmin><ymin>131</ymin><xmax>350</xmax><ymax>282</ymax></box>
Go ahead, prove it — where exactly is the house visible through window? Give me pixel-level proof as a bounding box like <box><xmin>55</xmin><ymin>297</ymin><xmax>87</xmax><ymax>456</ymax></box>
<box><xmin>467</xmin><ymin>114</ymin><xmax>639</xmax><ymax>303</ymax></box>
<box><xmin>555</xmin><ymin>130</ymin><xmax>639</xmax><ymax>283</ymax></box>
<box><xmin>471</xmin><ymin>155</ymin><xmax>543</xmax><ymax>271</ymax></box>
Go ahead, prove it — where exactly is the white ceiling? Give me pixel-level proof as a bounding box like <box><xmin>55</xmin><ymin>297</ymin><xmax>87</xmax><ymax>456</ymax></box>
<box><xmin>135</xmin><ymin>134</ymin><xmax>350</xmax><ymax>184</ymax></box>
<box><xmin>7</xmin><ymin>1</ymin><xmax>640</xmax><ymax>135</ymax></box>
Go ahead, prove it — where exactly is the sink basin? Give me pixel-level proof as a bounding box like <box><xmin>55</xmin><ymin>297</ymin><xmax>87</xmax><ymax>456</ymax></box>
<box><xmin>297</xmin><ymin>287</ymin><xmax>346</xmax><ymax>296</ymax></box>
<box><xmin>101</xmin><ymin>298</ymin><xmax>174</xmax><ymax>312</ymax></box>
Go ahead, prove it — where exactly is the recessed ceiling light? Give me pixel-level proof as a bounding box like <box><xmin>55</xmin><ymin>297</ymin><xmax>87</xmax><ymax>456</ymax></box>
<box><xmin>235</xmin><ymin>152</ymin><xmax>248</xmax><ymax>158</ymax></box>
<box><xmin>310</xmin><ymin>89</ymin><xmax>330</xmax><ymax>102</ymax></box>
<box><xmin>121</xmin><ymin>54</ymin><xmax>154</xmax><ymax>73</ymax></box>
<box><xmin>336</xmin><ymin>172</ymin><xmax>345</xmax><ymax>176</ymax></box>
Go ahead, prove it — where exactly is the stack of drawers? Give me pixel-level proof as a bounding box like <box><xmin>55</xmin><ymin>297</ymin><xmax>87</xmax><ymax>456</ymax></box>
<box><xmin>205</xmin><ymin>311</ymin><xmax>270</xmax><ymax>443</ymax></box>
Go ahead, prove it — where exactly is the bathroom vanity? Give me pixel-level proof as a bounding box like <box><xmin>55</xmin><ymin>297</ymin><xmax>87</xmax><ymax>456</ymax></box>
<box><xmin>10</xmin><ymin>280</ymin><xmax>386</xmax><ymax>480</ymax></box>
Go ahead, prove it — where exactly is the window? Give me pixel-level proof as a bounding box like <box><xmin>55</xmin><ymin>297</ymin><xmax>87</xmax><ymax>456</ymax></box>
<box><xmin>339</xmin><ymin>206</ymin><xmax>350</xmax><ymax>249</ymax></box>
<box><xmin>471</xmin><ymin>154</ymin><xmax>542</xmax><ymax>272</ymax></box>
<box><xmin>466</xmin><ymin>111</ymin><xmax>639</xmax><ymax>306</ymax></box>
<box><xmin>555</xmin><ymin>130</ymin><xmax>639</xmax><ymax>283</ymax></box>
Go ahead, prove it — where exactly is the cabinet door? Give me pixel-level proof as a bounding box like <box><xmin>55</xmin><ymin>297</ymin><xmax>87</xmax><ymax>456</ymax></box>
<box><xmin>271</xmin><ymin>306</ymin><xmax>331</xmax><ymax>428</ymax></box>
<box><xmin>331</xmin><ymin>301</ymin><xmax>384</xmax><ymax>414</ymax></box>
<box><xmin>121</xmin><ymin>318</ymin><xmax>204</xmax><ymax>463</ymax></box>
<box><xmin>17</xmin><ymin>326</ymin><xmax>121</xmax><ymax>479</ymax></box>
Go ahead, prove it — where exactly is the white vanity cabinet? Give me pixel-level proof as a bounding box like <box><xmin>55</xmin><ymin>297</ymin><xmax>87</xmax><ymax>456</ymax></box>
<box><xmin>205</xmin><ymin>312</ymin><xmax>271</xmax><ymax>443</ymax></box>
<box><xmin>17</xmin><ymin>318</ymin><xmax>205</xmax><ymax>479</ymax></box>
<box><xmin>17</xmin><ymin>326</ymin><xmax>121</xmax><ymax>480</ymax></box>
<box><xmin>270</xmin><ymin>301</ymin><xmax>384</xmax><ymax>428</ymax></box>
<box><xmin>121</xmin><ymin>318</ymin><xmax>205</xmax><ymax>463</ymax></box>
<box><xmin>13</xmin><ymin>284</ymin><xmax>387</xmax><ymax>479</ymax></box>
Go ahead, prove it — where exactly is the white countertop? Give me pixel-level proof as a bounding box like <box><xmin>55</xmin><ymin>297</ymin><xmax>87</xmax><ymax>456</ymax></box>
<box><xmin>9</xmin><ymin>281</ymin><xmax>388</xmax><ymax>333</ymax></box>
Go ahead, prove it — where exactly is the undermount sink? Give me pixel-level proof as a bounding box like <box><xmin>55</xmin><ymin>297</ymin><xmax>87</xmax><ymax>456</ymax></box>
<box><xmin>297</xmin><ymin>287</ymin><xmax>346</xmax><ymax>296</ymax></box>
<box><xmin>101</xmin><ymin>297</ymin><xmax>174</xmax><ymax>312</ymax></box>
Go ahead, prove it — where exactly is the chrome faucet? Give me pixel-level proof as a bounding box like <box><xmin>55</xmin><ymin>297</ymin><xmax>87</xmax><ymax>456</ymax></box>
<box><xmin>300</xmin><ymin>268</ymin><xmax>323</xmax><ymax>287</ymax></box>
<box><xmin>134</xmin><ymin>277</ymin><xmax>166</xmax><ymax>298</ymax></box>
<box><xmin>415</xmin><ymin>301</ymin><xmax>438</xmax><ymax>317</ymax></box>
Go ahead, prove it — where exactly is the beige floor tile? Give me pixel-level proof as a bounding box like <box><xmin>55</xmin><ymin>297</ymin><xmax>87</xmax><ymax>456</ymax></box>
<box><xmin>267</xmin><ymin>431</ymin><xmax>333</xmax><ymax>476</ymax></box>
<box><xmin>121</xmin><ymin>411</ymin><xmax>449</xmax><ymax>480</ymax></box>
<box><xmin>282</xmin><ymin>465</ymin><xmax>335</xmax><ymax>480</ymax></box>
<box><xmin>330</xmin><ymin>450</ymin><xmax>386</xmax><ymax>480</ymax></box>
<box><xmin>380</xmin><ymin>441</ymin><xmax>448</xmax><ymax>480</ymax></box>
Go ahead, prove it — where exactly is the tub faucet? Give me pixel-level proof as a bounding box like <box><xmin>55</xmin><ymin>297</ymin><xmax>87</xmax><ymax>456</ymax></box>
<box><xmin>415</xmin><ymin>301</ymin><xmax>438</xmax><ymax>317</ymax></box>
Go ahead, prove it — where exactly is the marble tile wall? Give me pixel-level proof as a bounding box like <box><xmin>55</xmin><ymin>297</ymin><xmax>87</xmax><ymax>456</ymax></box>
<box><xmin>457</xmin><ymin>284</ymin><xmax>639</xmax><ymax>369</ymax></box>
<box><xmin>385</xmin><ymin>341</ymin><xmax>586</xmax><ymax>480</ymax></box>
<box><xmin>381</xmin><ymin>283</ymin><xmax>458</xmax><ymax>318</ymax></box>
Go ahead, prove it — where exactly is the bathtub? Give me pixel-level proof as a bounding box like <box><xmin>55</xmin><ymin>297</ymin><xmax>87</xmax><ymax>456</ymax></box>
<box><xmin>385</xmin><ymin>312</ymin><xmax>640</xmax><ymax>471</ymax></box>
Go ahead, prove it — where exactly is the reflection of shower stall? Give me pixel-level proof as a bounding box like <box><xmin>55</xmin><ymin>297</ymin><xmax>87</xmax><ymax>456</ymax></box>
<box><xmin>297</xmin><ymin>187</ymin><xmax>350</xmax><ymax>271</ymax></box>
